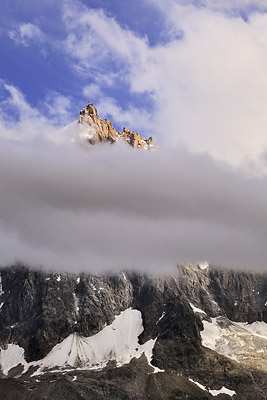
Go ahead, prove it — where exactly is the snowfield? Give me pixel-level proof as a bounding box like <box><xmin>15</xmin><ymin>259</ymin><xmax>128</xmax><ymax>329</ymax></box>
<box><xmin>201</xmin><ymin>316</ymin><xmax>267</xmax><ymax>371</ymax></box>
<box><xmin>0</xmin><ymin>308</ymin><xmax>158</xmax><ymax>376</ymax></box>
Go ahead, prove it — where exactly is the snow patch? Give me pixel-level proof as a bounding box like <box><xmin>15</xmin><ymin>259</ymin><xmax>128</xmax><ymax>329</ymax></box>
<box><xmin>0</xmin><ymin>309</ymin><xmax>158</xmax><ymax>377</ymax></box>
<box><xmin>151</xmin><ymin>366</ymin><xmax>165</xmax><ymax>374</ymax></box>
<box><xmin>0</xmin><ymin>344</ymin><xmax>28</xmax><ymax>375</ymax></box>
<box><xmin>156</xmin><ymin>311</ymin><xmax>165</xmax><ymax>324</ymax></box>
<box><xmin>201</xmin><ymin>318</ymin><xmax>221</xmax><ymax>351</ymax></box>
<box><xmin>198</xmin><ymin>261</ymin><xmax>209</xmax><ymax>270</ymax></box>
<box><xmin>201</xmin><ymin>316</ymin><xmax>267</xmax><ymax>370</ymax></box>
<box><xmin>189</xmin><ymin>378</ymin><xmax>206</xmax><ymax>391</ymax></box>
<box><xmin>31</xmin><ymin>308</ymin><xmax>157</xmax><ymax>376</ymax></box>
<box><xmin>73</xmin><ymin>293</ymin><xmax>79</xmax><ymax>314</ymax></box>
<box><xmin>56</xmin><ymin>275</ymin><xmax>61</xmax><ymax>282</ymax></box>
<box><xmin>209</xmin><ymin>386</ymin><xmax>236</xmax><ymax>397</ymax></box>
<box><xmin>0</xmin><ymin>275</ymin><xmax>4</xmax><ymax>296</ymax></box>
<box><xmin>189</xmin><ymin>378</ymin><xmax>236</xmax><ymax>397</ymax></box>
<box><xmin>76</xmin><ymin>277</ymin><xmax>80</xmax><ymax>284</ymax></box>
<box><xmin>235</xmin><ymin>321</ymin><xmax>267</xmax><ymax>339</ymax></box>
<box><xmin>189</xmin><ymin>303</ymin><xmax>206</xmax><ymax>314</ymax></box>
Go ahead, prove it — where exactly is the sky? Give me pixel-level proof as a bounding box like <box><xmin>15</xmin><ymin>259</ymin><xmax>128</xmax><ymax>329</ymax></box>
<box><xmin>1</xmin><ymin>0</ymin><xmax>267</xmax><ymax>273</ymax></box>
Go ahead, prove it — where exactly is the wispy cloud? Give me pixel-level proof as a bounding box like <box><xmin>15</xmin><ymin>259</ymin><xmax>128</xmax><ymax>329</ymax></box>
<box><xmin>198</xmin><ymin>0</ymin><xmax>267</xmax><ymax>13</ymax></box>
<box><xmin>96</xmin><ymin>96</ymin><xmax>153</xmax><ymax>133</ymax></box>
<box><xmin>0</xmin><ymin>81</ymin><xmax>75</xmax><ymax>143</ymax></box>
<box><xmin>8</xmin><ymin>23</ymin><xmax>45</xmax><ymax>47</ymax></box>
<box><xmin>43</xmin><ymin>91</ymin><xmax>73</xmax><ymax>126</ymax></box>
<box><xmin>62</xmin><ymin>5</ymin><xmax>148</xmax><ymax>64</ymax></box>
<box><xmin>147</xmin><ymin>0</ymin><xmax>267</xmax><ymax>14</ymax></box>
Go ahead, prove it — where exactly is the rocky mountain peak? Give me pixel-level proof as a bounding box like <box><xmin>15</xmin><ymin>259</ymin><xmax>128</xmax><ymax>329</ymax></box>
<box><xmin>85</xmin><ymin>101</ymin><xmax>98</xmax><ymax>117</ymax></box>
<box><xmin>78</xmin><ymin>100</ymin><xmax>155</xmax><ymax>149</ymax></box>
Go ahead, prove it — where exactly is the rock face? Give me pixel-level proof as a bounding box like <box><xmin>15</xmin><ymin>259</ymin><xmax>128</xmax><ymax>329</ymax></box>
<box><xmin>78</xmin><ymin>101</ymin><xmax>155</xmax><ymax>149</ymax></box>
<box><xmin>177</xmin><ymin>265</ymin><xmax>267</xmax><ymax>322</ymax></box>
<box><xmin>0</xmin><ymin>265</ymin><xmax>266</xmax><ymax>399</ymax></box>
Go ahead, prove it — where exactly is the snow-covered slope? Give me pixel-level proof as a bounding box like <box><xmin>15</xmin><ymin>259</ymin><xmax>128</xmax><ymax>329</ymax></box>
<box><xmin>235</xmin><ymin>321</ymin><xmax>267</xmax><ymax>339</ymax></box>
<box><xmin>0</xmin><ymin>308</ymin><xmax>157</xmax><ymax>377</ymax></box>
<box><xmin>201</xmin><ymin>316</ymin><xmax>267</xmax><ymax>371</ymax></box>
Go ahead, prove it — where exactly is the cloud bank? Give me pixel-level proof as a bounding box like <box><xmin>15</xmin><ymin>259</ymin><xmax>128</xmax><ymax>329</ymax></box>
<box><xmin>0</xmin><ymin>130</ymin><xmax>266</xmax><ymax>273</ymax></box>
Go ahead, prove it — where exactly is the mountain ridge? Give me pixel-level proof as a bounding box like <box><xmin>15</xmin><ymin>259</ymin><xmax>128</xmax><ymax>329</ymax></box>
<box><xmin>0</xmin><ymin>264</ymin><xmax>266</xmax><ymax>399</ymax></box>
<box><xmin>78</xmin><ymin>101</ymin><xmax>156</xmax><ymax>149</ymax></box>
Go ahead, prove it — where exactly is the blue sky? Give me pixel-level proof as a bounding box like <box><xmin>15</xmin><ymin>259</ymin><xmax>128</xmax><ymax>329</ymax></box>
<box><xmin>2</xmin><ymin>0</ymin><xmax>267</xmax><ymax>140</ymax></box>
<box><xmin>0</xmin><ymin>0</ymin><xmax>167</xmax><ymax>128</ymax></box>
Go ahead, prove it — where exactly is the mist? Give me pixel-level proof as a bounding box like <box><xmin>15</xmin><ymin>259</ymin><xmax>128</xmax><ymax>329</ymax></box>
<box><xmin>0</xmin><ymin>135</ymin><xmax>266</xmax><ymax>274</ymax></box>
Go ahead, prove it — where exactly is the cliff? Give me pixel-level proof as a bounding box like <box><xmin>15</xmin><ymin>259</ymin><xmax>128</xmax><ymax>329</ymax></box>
<box><xmin>0</xmin><ymin>264</ymin><xmax>266</xmax><ymax>399</ymax></box>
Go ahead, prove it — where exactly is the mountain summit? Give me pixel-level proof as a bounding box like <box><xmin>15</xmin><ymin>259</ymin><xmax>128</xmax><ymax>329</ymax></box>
<box><xmin>78</xmin><ymin>101</ymin><xmax>155</xmax><ymax>149</ymax></box>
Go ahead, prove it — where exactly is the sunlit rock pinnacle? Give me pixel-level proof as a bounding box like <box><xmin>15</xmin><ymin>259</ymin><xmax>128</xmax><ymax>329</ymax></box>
<box><xmin>78</xmin><ymin>100</ymin><xmax>155</xmax><ymax>149</ymax></box>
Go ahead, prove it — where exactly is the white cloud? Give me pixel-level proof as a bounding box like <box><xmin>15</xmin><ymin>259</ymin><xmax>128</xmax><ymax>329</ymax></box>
<box><xmin>199</xmin><ymin>0</ymin><xmax>267</xmax><ymax>12</ymax></box>
<box><xmin>0</xmin><ymin>135</ymin><xmax>266</xmax><ymax>273</ymax></box>
<box><xmin>147</xmin><ymin>0</ymin><xmax>267</xmax><ymax>13</ymax></box>
<box><xmin>9</xmin><ymin>23</ymin><xmax>45</xmax><ymax>47</ymax></box>
<box><xmin>43</xmin><ymin>91</ymin><xmax>73</xmax><ymax>125</ymax></box>
<box><xmin>83</xmin><ymin>83</ymin><xmax>102</xmax><ymax>99</ymax></box>
<box><xmin>0</xmin><ymin>82</ymin><xmax>75</xmax><ymax>144</ymax></box>
<box><xmin>62</xmin><ymin>5</ymin><xmax>148</xmax><ymax>65</ymax></box>
<box><xmin>135</xmin><ymin>5</ymin><xmax>267</xmax><ymax>169</ymax></box>
<box><xmin>59</xmin><ymin>1</ymin><xmax>267</xmax><ymax>171</ymax></box>
<box><xmin>96</xmin><ymin>96</ymin><xmax>153</xmax><ymax>134</ymax></box>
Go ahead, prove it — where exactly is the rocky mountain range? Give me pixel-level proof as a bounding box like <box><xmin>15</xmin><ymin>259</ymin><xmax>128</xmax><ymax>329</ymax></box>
<box><xmin>0</xmin><ymin>263</ymin><xmax>266</xmax><ymax>400</ymax></box>
<box><xmin>78</xmin><ymin>101</ymin><xmax>155</xmax><ymax>149</ymax></box>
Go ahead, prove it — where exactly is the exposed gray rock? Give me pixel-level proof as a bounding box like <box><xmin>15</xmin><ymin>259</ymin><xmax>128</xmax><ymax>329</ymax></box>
<box><xmin>0</xmin><ymin>264</ymin><xmax>266</xmax><ymax>399</ymax></box>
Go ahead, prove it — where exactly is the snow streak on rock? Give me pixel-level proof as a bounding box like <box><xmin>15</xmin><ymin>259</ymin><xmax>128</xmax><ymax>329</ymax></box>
<box><xmin>189</xmin><ymin>378</ymin><xmax>236</xmax><ymax>398</ymax></box>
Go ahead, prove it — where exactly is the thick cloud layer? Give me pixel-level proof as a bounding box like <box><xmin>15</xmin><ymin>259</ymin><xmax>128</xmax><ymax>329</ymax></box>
<box><xmin>0</xmin><ymin>137</ymin><xmax>266</xmax><ymax>273</ymax></box>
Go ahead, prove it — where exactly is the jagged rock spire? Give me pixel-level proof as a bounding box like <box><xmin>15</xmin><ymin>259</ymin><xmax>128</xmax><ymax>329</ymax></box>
<box><xmin>78</xmin><ymin>101</ymin><xmax>155</xmax><ymax>149</ymax></box>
